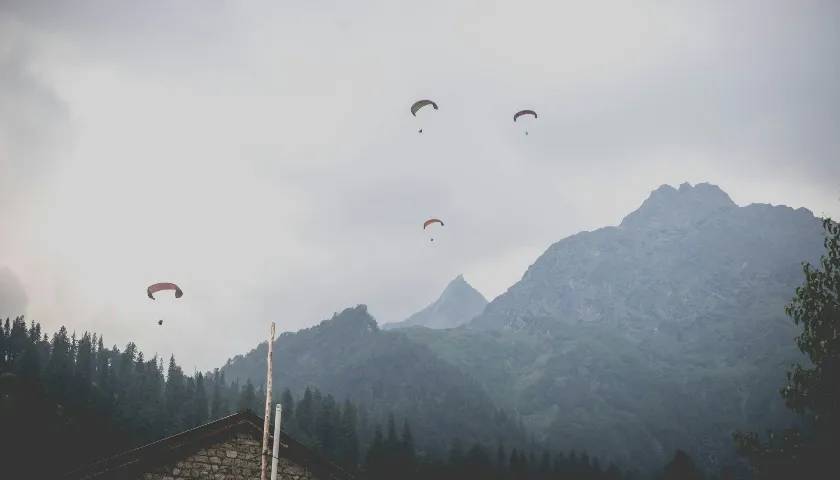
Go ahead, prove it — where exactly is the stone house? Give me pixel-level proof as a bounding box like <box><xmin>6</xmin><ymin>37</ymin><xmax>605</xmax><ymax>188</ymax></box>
<box><xmin>65</xmin><ymin>411</ymin><xmax>356</xmax><ymax>480</ymax></box>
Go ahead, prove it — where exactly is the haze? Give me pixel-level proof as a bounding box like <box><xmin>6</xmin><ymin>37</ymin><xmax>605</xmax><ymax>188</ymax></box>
<box><xmin>1</xmin><ymin>0</ymin><xmax>838</xmax><ymax>370</ymax></box>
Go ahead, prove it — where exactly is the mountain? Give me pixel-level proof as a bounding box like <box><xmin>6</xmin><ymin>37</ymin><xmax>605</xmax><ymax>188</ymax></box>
<box><xmin>405</xmin><ymin>182</ymin><xmax>824</xmax><ymax>472</ymax></box>
<box><xmin>383</xmin><ymin>275</ymin><xmax>488</xmax><ymax>330</ymax></box>
<box><xmin>221</xmin><ymin>182</ymin><xmax>826</xmax><ymax>473</ymax></box>
<box><xmin>220</xmin><ymin>305</ymin><xmax>527</xmax><ymax>456</ymax></box>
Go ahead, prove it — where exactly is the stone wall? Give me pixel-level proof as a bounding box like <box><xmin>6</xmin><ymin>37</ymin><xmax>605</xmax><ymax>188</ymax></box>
<box><xmin>139</xmin><ymin>432</ymin><xmax>318</xmax><ymax>480</ymax></box>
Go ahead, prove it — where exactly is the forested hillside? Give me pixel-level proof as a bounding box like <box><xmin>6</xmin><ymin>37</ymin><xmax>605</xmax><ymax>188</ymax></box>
<box><xmin>1</xmin><ymin>316</ymin><xmax>634</xmax><ymax>479</ymax></box>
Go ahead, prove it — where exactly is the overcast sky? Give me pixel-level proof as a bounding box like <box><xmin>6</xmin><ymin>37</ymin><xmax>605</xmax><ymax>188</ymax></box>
<box><xmin>1</xmin><ymin>0</ymin><xmax>838</xmax><ymax>370</ymax></box>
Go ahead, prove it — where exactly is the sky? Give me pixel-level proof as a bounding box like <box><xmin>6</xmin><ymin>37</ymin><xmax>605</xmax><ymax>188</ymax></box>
<box><xmin>1</xmin><ymin>0</ymin><xmax>839</xmax><ymax>370</ymax></box>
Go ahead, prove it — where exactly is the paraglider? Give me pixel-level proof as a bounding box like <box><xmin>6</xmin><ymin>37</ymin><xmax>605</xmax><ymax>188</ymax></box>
<box><xmin>411</xmin><ymin>100</ymin><xmax>438</xmax><ymax>116</ymax></box>
<box><xmin>513</xmin><ymin>109</ymin><xmax>538</xmax><ymax>135</ymax></box>
<box><xmin>411</xmin><ymin>100</ymin><xmax>438</xmax><ymax>133</ymax></box>
<box><xmin>423</xmin><ymin>218</ymin><xmax>444</xmax><ymax>243</ymax></box>
<box><xmin>148</xmin><ymin>283</ymin><xmax>182</xmax><ymax>326</ymax></box>
<box><xmin>147</xmin><ymin>282</ymin><xmax>183</xmax><ymax>300</ymax></box>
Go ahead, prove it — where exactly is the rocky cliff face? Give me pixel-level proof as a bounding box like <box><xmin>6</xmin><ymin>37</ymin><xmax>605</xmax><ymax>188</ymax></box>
<box><xmin>384</xmin><ymin>275</ymin><xmax>487</xmax><ymax>330</ymax></box>
<box><xmin>471</xmin><ymin>182</ymin><xmax>820</xmax><ymax>336</ymax></box>
<box><xmin>442</xmin><ymin>182</ymin><xmax>824</xmax><ymax>470</ymax></box>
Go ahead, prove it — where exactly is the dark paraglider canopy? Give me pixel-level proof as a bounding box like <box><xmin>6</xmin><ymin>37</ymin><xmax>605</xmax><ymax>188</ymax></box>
<box><xmin>513</xmin><ymin>109</ymin><xmax>538</xmax><ymax>122</ymax></box>
<box><xmin>147</xmin><ymin>282</ymin><xmax>183</xmax><ymax>300</ymax></box>
<box><xmin>411</xmin><ymin>100</ymin><xmax>438</xmax><ymax>116</ymax></box>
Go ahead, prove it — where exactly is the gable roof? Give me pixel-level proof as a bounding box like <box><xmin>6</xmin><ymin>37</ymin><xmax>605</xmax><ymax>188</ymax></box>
<box><xmin>64</xmin><ymin>410</ymin><xmax>355</xmax><ymax>480</ymax></box>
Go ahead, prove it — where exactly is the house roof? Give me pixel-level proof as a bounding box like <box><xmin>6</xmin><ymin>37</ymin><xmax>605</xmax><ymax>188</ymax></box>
<box><xmin>64</xmin><ymin>410</ymin><xmax>356</xmax><ymax>480</ymax></box>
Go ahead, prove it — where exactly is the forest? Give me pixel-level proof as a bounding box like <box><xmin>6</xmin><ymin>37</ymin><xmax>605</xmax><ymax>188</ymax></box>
<box><xmin>0</xmin><ymin>315</ymin><xmax>662</xmax><ymax>479</ymax></box>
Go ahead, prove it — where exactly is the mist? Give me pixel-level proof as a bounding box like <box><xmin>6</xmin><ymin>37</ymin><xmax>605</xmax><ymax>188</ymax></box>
<box><xmin>1</xmin><ymin>0</ymin><xmax>838</xmax><ymax>370</ymax></box>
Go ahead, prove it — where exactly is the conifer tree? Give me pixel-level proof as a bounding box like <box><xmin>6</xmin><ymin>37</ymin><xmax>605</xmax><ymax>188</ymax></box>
<box><xmin>239</xmin><ymin>379</ymin><xmax>257</xmax><ymax>413</ymax></box>
<box><xmin>280</xmin><ymin>388</ymin><xmax>295</xmax><ymax>427</ymax></box>
<box><xmin>193</xmin><ymin>372</ymin><xmax>208</xmax><ymax>426</ymax></box>
<box><xmin>0</xmin><ymin>317</ymin><xmax>6</xmax><ymax>370</ymax></box>
<box><xmin>210</xmin><ymin>369</ymin><xmax>227</xmax><ymax>420</ymax></box>
<box><xmin>46</xmin><ymin>326</ymin><xmax>72</xmax><ymax>398</ymax></box>
<box><xmin>165</xmin><ymin>355</ymin><xmax>187</xmax><ymax>432</ymax></box>
<box><xmin>339</xmin><ymin>398</ymin><xmax>359</xmax><ymax>466</ymax></box>
<box><xmin>365</xmin><ymin>425</ymin><xmax>386</xmax><ymax>480</ymax></box>
<box><xmin>400</xmin><ymin>419</ymin><xmax>415</xmax><ymax>467</ymax></box>
<box><xmin>296</xmin><ymin>387</ymin><xmax>315</xmax><ymax>438</ymax></box>
<box><xmin>7</xmin><ymin>317</ymin><xmax>28</xmax><ymax>365</ymax></box>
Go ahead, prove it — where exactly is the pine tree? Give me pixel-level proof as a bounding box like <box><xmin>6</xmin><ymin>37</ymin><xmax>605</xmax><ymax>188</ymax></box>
<box><xmin>386</xmin><ymin>413</ymin><xmax>398</xmax><ymax>451</ymax></box>
<box><xmin>239</xmin><ymin>379</ymin><xmax>257</xmax><ymax>413</ymax></box>
<box><xmin>7</xmin><ymin>317</ymin><xmax>28</xmax><ymax>365</ymax></box>
<box><xmin>254</xmin><ymin>384</ymin><xmax>265</xmax><ymax>417</ymax></box>
<box><xmin>17</xmin><ymin>337</ymin><xmax>41</xmax><ymax>381</ymax></box>
<box><xmin>165</xmin><ymin>355</ymin><xmax>187</xmax><ymax>432</ymax></box>
<box><xmin>94</xmin><ymin>336</ymin><xmax>114</xmax><ymax>412</ymax></box>
<box><xmin>400</xmin><ymin>419</ymin><xmax>415</xmax><ymax>467</ymax></box>
<box><xmin>45</xmin><ymin>326</ymin><xmax>73</xmax><ymax>399</ymax></box>
<box><xmin>193</xmin><ymin>372</ymin><xmax>208</xmax><ymax>426</ymax></box>
<box><xmin>0</xmin><ymin>317</ymin><xmax>6</xmax><ymax>370</ymax></box>
<box><xmin>210</xmin><ymin>369</ymin><xmax>227</xmax><ymax>420</ymax></box>
<box><xmin>280</xmin><ymin>388</ymin><xmax>295</xmax><ymax>428</ymax></box>
<box><xmin>365</xmin><ymin>425</ymin><xmax>385</xmax><ymax>480</ymax></box>
<box><xmin>73</xmin><ymin>332</ymin><xmax>94</xmax><ymax>405</ymax></box>
<box><xmin>296</xmin><ymin>387</ymin><xmax>315</xmax><ymax>438</ymax></box>
<box><xmin>315</xmin><ymin>393</ymin><xmax>337</xmax><ymax>453</ymax></box>
<box><xmin>339</xmin><ymin>398</ymin><xmax>359</xmax><ymax>466</ymax></box>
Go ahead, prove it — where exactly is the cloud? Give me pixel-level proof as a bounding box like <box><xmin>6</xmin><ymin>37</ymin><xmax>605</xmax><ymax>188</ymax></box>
<box><xmin>0</xmin><ymin>16</ymin><xmax>69</xmax><ymax>205</ymax></box>
<box><xmin>1</xmin><ymin>1</ymin><xmax>839</xmax><ymax>369</ymax></box>
<box><xmin>0</xmin><ymin>267</ymin><xmax>28</xmax><ymax>319</ymax></box>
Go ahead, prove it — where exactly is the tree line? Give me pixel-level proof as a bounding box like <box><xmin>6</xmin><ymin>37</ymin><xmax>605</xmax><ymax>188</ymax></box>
<box><xmin>277</xmin><ymin>386</ymin><xmax>638</xmax><ymax>480</ymax></box>
<box><xmin>1</xmin><ymin>315</ymin><xmax>642</xmax><ymax>479</ymax></box>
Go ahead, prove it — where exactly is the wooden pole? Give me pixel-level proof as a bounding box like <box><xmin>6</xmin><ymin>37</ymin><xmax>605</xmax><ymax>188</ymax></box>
<box><xmin>260</xmin><ymin>322</ymin><xmax>275</xmax><ymax>480</ymax></box>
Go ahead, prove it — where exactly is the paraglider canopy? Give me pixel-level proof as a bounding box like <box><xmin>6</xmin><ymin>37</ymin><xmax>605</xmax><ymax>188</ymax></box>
<box><xmin>147</xmin><ymin>282</ymin><xmax>183</xmax><ymax>300</ymax></box>
<box><xmin>423</xmin><ymin>218</ymin><xmax>444</xmax><ymax>229</ymax></box>
<box><xmin>411</xmin><ymin>100</ymin><xmax>438</xmax><ymax>116</ymax></box>
<box><xmin>513</xmin><ymin>109</ymin><xmax>538</xmax><ymax>122</ymax></box>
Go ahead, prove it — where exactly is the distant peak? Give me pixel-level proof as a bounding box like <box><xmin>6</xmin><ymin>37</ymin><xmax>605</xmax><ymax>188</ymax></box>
<box><xmin>321</xmin><ymin>304</ymin><xmax>379</xmax><ymax>333</ymax></box>
<box><xmin>385</xmin><ymin>275</ymin><xmax>488</xmax><ymax>330</ymax></box>
<box><xmin>621</xmin><ymin>182</ymin><xmax>736</xmax><ymax>229</ymax></box>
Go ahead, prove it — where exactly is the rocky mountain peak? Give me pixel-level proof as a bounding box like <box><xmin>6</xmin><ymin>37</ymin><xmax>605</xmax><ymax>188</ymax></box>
<box><xmin>385</xmin><ymin>275</ymin><xmax>488</xmax><ymax>330</ymax></box>
<box><xmin>320</xmin><ymin>304</ymin><xmax>379</xmax><ymax>335</ymax></box>
<box><xmin>620</xmin><ymin>182</ymin><xmax>736</xmax><ymax>230</ymax></box>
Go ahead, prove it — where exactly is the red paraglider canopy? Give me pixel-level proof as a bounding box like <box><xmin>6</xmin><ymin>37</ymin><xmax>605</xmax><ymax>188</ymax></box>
<box><xmin>147</xmin><ymin>282</ymin><xmax>183</xmax><ymax>300</ymax></box>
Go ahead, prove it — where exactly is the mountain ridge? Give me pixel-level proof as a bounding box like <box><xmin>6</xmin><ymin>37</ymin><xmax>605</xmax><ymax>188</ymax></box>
<box><xmin>222</xmin><ymin>181</ymin><xmax>825</xmax><ymax>473</ymax></box>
